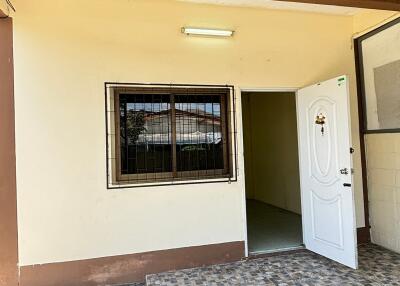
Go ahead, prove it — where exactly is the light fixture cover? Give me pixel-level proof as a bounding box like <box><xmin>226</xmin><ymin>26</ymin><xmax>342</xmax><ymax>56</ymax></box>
<box><xmin>181</xmin><ymin>27</ymin><xmax>234</xmax><ymax>37</ymax></box>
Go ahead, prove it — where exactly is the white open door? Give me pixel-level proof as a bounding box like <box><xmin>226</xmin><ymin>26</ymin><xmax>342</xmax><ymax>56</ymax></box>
<box><xmin>297</xmin><ymin>75</ymin><xmax>358</xmax><ymax>269</ymax></box>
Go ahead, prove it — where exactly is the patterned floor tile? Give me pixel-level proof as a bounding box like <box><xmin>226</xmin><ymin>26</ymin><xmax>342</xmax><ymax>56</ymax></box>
<box><xmin>145</xmin><ymin>244</ymin><xmax>400</xmax><ymax>285</ymax></box>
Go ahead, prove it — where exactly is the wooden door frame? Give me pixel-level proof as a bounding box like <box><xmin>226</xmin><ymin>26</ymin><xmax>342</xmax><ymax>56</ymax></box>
<box><xmin>0</xmin><ymin>11</ymin><xmax>19</xmax><ymax>286</ymax></box>
<box><xmin>354</xmin><ymin>39</ymin><xmax>371</xmax><ymax>244</ymax></box>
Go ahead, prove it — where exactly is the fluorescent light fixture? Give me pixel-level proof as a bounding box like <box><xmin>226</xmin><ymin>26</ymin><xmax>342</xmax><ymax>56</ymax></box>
<box><xmin>181</xmin><ymin>27</ymin><xmax>234</xmax><ymax>37</ymax></box>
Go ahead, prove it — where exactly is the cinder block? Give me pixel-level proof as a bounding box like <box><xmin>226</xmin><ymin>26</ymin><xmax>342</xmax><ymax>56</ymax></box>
<box><xmin>369</xmin><ymin>184</ymin><xmax>395</xmax><ymax>203</ymax></box>
<box><xmin>368</xmin><ymin>168</ymin><xmax>396</xmax><ymax>187</ymax></box>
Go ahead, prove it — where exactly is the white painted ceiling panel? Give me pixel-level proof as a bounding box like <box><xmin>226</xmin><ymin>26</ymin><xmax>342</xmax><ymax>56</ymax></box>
<box><xmin>179</xmin><ymin>0</ymin><xmax>360</xmax><ymax>15</ymax></box>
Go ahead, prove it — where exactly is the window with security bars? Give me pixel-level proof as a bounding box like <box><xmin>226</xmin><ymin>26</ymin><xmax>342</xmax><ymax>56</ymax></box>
<box><xmin>109</xmin><ymin>86</ymin><xmax>232</xmax><ymax>185</ymax></box>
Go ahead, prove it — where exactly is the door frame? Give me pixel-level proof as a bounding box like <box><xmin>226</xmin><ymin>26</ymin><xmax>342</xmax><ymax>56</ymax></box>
<box><xmin>239</xmin><ymin>87</ymin><xmax>300</xmax><ymax>257</ymax></box>
<box><xmin>239</xmin><ymin>84</ymin><xmax>369</xmax><ymax>256</ymax></box>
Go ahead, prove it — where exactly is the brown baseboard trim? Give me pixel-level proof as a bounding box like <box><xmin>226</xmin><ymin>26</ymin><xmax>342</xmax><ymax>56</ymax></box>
<box><xmin>357</xmin><ymin>227</ymin><xmax>371</xmax><ymax>244</ymax></box>
<box><xmin>19</xmin><ymin>241</ymin><xmax>245</xmax><ymax>286</ymax></box>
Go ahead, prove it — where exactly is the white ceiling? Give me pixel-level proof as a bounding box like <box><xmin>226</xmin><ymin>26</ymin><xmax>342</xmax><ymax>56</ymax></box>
<box><xmin>180</xmin><ymin>0</ymin><xmax>360</xmax><ymax>15</ymax></box>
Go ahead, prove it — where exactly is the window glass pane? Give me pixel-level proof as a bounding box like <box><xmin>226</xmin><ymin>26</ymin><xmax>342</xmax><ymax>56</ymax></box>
<box><xmin>175</xmin><ymin>94</ymin><xmax>225</xmax><ymax>172</ymax></box>
<box><xmin>360</xmin><ymin>21</ymin><xmax>400</xmax><ymax>131</ymax></box>
<box><xmin>119</xmin><ymin>94</ymin><xmax>172</xmax><ymax>175</ymax></box>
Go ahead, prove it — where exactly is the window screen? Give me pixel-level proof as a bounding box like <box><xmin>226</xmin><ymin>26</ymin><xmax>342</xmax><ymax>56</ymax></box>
<box><xmin>175</xmin><ymin>94</ymin><xmax>226</xmax><ymax>173</ymax></box>
<box><xmin>119</xmin><ymin>94</ymin><xmax>172</xmax><ymax>175</ymax></box>
<box><xmin>109</xmin><ymin>86</ymin><xmax>232</xmax><ymax>185</ymax></box>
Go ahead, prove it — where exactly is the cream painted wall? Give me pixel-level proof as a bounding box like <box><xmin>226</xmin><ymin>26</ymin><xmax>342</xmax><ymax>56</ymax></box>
<box><xmin>242</xmin><ymin>92</ymin><xmax>301</xmax><ymax>214</ymax></box>
<box><xmin>0</xmin><ymin>0</ymin><xmax>12</xmax><ymax>16</ymax></box>
<box><xmin>353</xmin><ymin>9</ymin><xmax>400</xmax><ymax>38</ymax></box>
<box><xmin>0</xmin><ymin>1</ymin><xmax>6</xmax><ymax>13</ymax></box>
<box><xmin>13</xmin><ymin>0</ymin><xmax>364</xmax><ymax>266</ymax></box>
<box><xmin>353</xmin><ymin>10</ymin><xmax>400</xmax><ymax>253</ymax></box>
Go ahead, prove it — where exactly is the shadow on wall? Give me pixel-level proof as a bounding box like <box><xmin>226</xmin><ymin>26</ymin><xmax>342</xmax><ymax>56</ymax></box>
<box><xmin>242</xmin><ymin>92</ymin><xmax>301</xmax><ymax>214</ymax></box>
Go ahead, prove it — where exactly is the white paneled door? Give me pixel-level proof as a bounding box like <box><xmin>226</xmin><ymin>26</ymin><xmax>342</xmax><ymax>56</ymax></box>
<box><xmin>297</xmin><ymin>76</ymin><xmax>358</xmax><ymax>269</ymax></box>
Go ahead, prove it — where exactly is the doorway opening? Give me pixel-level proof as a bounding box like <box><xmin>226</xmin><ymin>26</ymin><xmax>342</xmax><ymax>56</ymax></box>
<box><xmin>242</xmin><ymin>91</ymin><xmax>303</xmax><ymax>254</ymax></box>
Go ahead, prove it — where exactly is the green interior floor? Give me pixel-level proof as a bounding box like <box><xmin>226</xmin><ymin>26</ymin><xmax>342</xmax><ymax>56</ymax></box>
<box><xmin>247</xmin><ymin>199</ymin><xmax>303</xmax><ymax>254</ymax></box>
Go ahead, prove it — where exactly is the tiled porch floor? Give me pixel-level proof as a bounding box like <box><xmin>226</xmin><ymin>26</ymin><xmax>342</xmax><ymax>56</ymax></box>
<box><xmin>138</xmin><ymin>243</ymin><xmax>400</xmax><ymax>285</ymax></box>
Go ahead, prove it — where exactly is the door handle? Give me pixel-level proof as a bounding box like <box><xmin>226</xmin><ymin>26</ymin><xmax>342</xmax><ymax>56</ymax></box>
<box><xmin>343</xmin><ymin>183</ymin><xmax>352</xmax><ymax>187</ymax></box>
<box><xmin>340</xmin><ymin>168</ymin><xmax>349</xmax><ymax>175</ymax></box>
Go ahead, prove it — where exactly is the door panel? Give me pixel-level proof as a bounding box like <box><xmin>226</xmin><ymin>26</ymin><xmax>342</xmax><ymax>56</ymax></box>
<box><xmin>297</xmin><ymin>76</ymin><xmax>358</xmax><ymax>269</ymax></box>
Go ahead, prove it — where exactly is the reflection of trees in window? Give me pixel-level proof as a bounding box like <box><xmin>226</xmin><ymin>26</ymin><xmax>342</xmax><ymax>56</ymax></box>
<box><xmin>126</xmin><ymin>111</ymin><xmax>146</xmax><ymax>143</ymax></box>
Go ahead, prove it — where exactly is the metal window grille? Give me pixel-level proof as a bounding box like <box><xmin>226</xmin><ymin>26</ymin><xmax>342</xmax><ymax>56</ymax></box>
<box><xmin>105</xmin><ymin>83</ymin><xmax>238</xmax><ymax>188</ymax></box>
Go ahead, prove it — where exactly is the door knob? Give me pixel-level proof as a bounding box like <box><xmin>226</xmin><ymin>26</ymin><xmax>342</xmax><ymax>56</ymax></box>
<box><xmin>340</xmin><ymin>168</ymin><xmax>349</xmax><ymax>175</ymax></box>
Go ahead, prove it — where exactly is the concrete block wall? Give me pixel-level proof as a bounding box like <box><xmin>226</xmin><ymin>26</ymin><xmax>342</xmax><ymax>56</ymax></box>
<box><xmin>366</xmin><ymin>134</ymin><xmax>400</xmax><ymax>252</ymax></box>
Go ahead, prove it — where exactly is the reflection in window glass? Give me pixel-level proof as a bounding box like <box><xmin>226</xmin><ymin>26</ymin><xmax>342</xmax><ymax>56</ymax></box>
<box><xmin>115</xmin><ymin>88</ymin><xmax>230</xmax><ymax>183</ymax></box>
<box><xmin>119</xmin><ymin>94</ymin><xmax>172</xmax><ymax>175</ymax></box>
<box><xmin>175</xmin><ymin>94</ymin><xmax>224</xmax><ymax>172</ymax></box>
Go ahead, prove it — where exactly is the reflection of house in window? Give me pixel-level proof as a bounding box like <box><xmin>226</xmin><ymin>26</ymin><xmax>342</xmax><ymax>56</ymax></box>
<box><xmin>113</xmin><ymin>88</ymin><xmax>231</xmax><ymax>184</ymax></box>
<box><xmin>135</xmin><ymin>109</ymin><xmax>221</xmax><ymax>146</ymax></box>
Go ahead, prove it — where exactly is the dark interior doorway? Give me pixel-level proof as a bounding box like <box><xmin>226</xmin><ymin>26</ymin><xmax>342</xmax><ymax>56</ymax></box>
<box><xmin>242</xmin><ymin>91</ymin><xmax>303</xmax><ymax>254</ymax></box>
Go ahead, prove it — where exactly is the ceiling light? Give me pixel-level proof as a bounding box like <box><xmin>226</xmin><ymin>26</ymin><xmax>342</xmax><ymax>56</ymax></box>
<box><xmin>181</xmin><ymin>27</ymin><xmax>234</xmax><ymax>37</ymax></box>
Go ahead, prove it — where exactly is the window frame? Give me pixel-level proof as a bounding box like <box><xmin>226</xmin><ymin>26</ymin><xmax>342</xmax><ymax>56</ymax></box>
<box><xmin>106</xmin><ymin>84</ymin><xmax>237</xmax><ymax>188</ymax></box>
<box><xmin>355</xmin><ymin>17</ymin><xmax>400</xmax><ymax>134</ymax></box>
